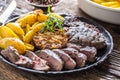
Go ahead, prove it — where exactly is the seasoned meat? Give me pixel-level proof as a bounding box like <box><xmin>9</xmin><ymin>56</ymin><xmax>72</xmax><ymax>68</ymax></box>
<box><xmin>33</xmin><ymin>31</ymin><xmax>68</xmax><ymax>49</ymax></box>
<box><xmin>66</xmin><ymin>26</ymin><xmax>106</xmax><ymax>49</ymax></box>
<box><xmin>80</xmin><ymin>46</ymin><xmax>97</xmax><ymax>62</ymax></box>
<box><xmin>63</xmin><ymin>48</ymin><xmax>87</xmax><ymax>67</ymax></box>
<box><xmin>15</xmin><ymin>55</ymin><xmax>33</xmax><ymax>68</ymax></box>
<box><xmin>66</xmin><ymin>43</ymin><xmax>81</xmax><ymax>51</ymax></box>
<box><xmin>35</xmin><ymin>49</ymin><xmax>63</xmax><ymax>71</ymax></box>
<box><xmin>25</xmin><ymin>51</ymin><xmax>50</xmax><ymax>71</ymax></box>
<box><xmin>76</xmin><ymin>53</ymin><xmax>87</xmax><ymax>67</ymax></box>
<box><xmin>63</xmin><ymin>15</ymin><xmax>106</xmax><ymax>49</ymax></box>
<box><xmin>53</xmin><ymin>49</ymin><xmax>76</xmax><ymax>69</ymax></box>
<box><xmin>1</xmin><ymin>46</ymin><xmax>20</xmax><ymax>63</ymax></box>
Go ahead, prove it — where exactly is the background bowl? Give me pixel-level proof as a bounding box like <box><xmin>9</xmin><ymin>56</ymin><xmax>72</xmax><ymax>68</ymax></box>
<box><xmin>25</xmin><ymin>0</ymin><xmax>63</xmax><ymax>8</ymax></box>
<box><xmin>77</xmin><ymin>0</ymin><xmax>120</xmax><ymax>25</ymax></box>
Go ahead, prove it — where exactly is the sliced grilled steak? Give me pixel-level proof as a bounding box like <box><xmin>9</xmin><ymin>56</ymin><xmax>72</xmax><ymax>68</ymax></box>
<box><xmin>80</xmin><ymin>46</ymin><xmax>97</xmax><ymax>62</ymax></box>
<box><xmin>15</xmin><ymin>55</ymin><xmax>33</xmax><ymax>68</ymax></box>
<box><xmin>66</xmin><ymin>43</ymin><xmax>81</xmax><ymax>51</ymax></box>
<box><xmin>63</xmin><ymin>48</ymin><xmax>87</xmax><ymax>67</ymax></box>
<box><xmin>76</xmin><ymin>53</ymin><xmax>87</xmax><ymax>67</ymax></box>
<box><xmin>25</xmin><ymin>51</ymin><xmax>50</xmax><ymax>71</ymax></box>
<box><xmin>1</xmin><ymin>46</ymin><xmax>20</xmax><ymax>63</ymax></box>
<box><xmin>53</xmin><ymin>49</ymin><xmax>76</xmax><ymax>69</ymax></box>
<box><xmin>35</xmin><ymin>49</ymin><xmax>63</xmax><ymax>71</ymax></box>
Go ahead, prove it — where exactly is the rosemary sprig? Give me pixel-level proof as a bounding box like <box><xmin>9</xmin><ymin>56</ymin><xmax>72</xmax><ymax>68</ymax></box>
<box><xmin>44</xmin><ymin>5</ymin><xmax>64</xmax><ymax>32</ymax></box>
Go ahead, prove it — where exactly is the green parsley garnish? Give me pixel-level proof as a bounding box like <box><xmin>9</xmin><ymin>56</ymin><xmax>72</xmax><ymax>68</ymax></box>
<box><xmin>44</xmin><ymin>5</ymin><xmax>64</xmax><ymax>32</ymax></box>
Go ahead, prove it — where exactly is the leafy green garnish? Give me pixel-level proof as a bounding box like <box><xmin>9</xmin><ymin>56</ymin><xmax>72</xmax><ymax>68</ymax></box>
<box><xmin>44</xmin><ymin>5</ymin><xmax>64</xmax><ymax>32</ymax></box>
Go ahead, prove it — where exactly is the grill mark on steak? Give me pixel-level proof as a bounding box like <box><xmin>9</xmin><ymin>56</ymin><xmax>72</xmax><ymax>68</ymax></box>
<box><xmin>53</xmin><ymin>49</ymin><xmax>76</xmax><ymax>70</ymax></box>
<box><xmin>35</xmin><ymin>49</ymin><xmax>63</xmax><ymax>71</ymax></box>
<box><xmin>25</xmin><ymin>51</ymin><xmax>50</xmax><ymax>71</ymax></box>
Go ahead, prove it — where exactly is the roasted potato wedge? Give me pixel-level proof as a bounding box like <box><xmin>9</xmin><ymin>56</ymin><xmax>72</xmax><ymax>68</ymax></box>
<box><xmin>0</xmin><ymin>38</ymin><xmax>26</xmax><ymax>54</ymax></box>
<box><xmin>31</xmin><ymin>22</ymin><xmax>39</xmax><ymax>30</ymax></box>
<box><xmin>25</xmin><ymin>43</ymin><xmax>34</xmax><ymax>51</ymax></box>
<box><xmin>32</xmin><ymin>23</ymin><xmax>44</xmax><ymax>33</ymax></box>
<box><xmin>38</xmin><ymin>13</ymin><xmax>48</xmax><ymax>22</ymax></box>
<box><xmin>0</xmin><ymin>26</ymin><xmax>19</xmax><ymax>39</ymax></box>
<box><xmin>16</xmin><ymin>14</ymin><xmax>37</xmax><ymax>27</ymax></box>
<box><xmin>25</xmin><ymin>24</ymin><xmax>31</xmax><ymax>33</ymax></box>
<box><xmin>6</xmin><ymin>22</ymin><xmax>24</xmax><ymax>36</ymax></box>
<box><xmin>23</xmin><ymin>30</ymin><xmax>35</xmax><ymax>43</ymax></box>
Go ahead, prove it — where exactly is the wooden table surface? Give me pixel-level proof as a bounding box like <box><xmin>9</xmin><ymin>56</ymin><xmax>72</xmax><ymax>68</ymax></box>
<box><xmin>0</xmin><ymin>0</ymin><xmax>120</xmax><ymax>80</ymax></box>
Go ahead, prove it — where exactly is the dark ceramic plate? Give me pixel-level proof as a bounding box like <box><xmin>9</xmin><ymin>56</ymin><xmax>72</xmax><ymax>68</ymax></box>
<box><xmin>0</xmin><ymin>15</ymin><xmax>113</xmax><ymax>74</ymax></box>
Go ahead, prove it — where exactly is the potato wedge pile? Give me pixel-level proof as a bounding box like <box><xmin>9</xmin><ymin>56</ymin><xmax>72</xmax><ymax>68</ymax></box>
<box><xmin>0</xmin><ymin>10</ymin><xmax>48</xmax><ymax>54</ymax></box>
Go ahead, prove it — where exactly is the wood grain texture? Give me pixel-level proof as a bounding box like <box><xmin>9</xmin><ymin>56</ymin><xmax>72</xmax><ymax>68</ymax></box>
<box><xmin>0</xmin><ymin>0</ymin><xmax>120</xmax><ymax>80</ymax></box>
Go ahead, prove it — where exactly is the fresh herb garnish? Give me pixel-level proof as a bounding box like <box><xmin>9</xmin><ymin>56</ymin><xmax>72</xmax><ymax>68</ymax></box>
<box><xmin>44</xmin><ymin>5</ymin><xmax>64</xmax><ymax>32</ymax></box>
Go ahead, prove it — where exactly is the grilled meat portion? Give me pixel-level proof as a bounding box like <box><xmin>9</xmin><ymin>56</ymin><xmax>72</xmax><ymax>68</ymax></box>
<box><xmin>80</xmin><ymin>46</ymin><xmax>97</xmax><ymax>62</ymax></box>
<box><xmin>63</xmin><ymin>15</ymin><xmax>106</xmax><ymax>49</ymax></box>
<box><xmin>66</xmin><ymin>26</ymin><xmax>106</xmax><ymax>49</ymax></box>
<box><xmin>33</xmin><ymin>31</ymin><xmax>68</xmax><ymax>49</ymax></box>
<box><xmin>15</xmin><ymin>55</ymin><xmax>33</xmax><ymax>68</ymax></box>
<box><xmin>53</xmin><ymin>49</ymin><xmax>76</xmax><ymax>69</ymax></box>
<box><xmin>25</xmin><ymin>51</ymin><xmax>50</xmax><ymax>71</ymax></box>
<box><xmin>1</xmin><ymin>46</ymin><xmax>20</xmax><ymax>63</ymax></box>
<box><xmin>75</xmin><ymin>53</ymin><xmax>87</xmax><ymax>67</ymax></box>
<box><xmin>35</xmin><ymin>49</ymin><xmax>63</xmax><ymax>71</ymax></box>
<box><xmin>63</xmin><ymin>48</ymin><xmax>87</xmax><ymax>67</ymax></box>
<box><xmin>66</xmin><ymin>43</ymin><xmax>81</xmax><ymax>51</ymax></box>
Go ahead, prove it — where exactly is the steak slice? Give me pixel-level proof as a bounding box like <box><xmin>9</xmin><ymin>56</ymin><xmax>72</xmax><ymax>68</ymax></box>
<box><xmin>35</xmin><ymin>49</ymin><xmax>63</xmax><ymax>71</ymax></box>
<box><xmin>76</xmin><ymin>53</ymin><xmax>87</xmax><ymax>67</ymax></box>
<box><xmin>63</xmin><ymin>48</ymin><xmax>87</xmax><ymax>67</ymax></box>
<box><xmin>25</xmin><ymin>51</ymin><xmax>50</xmax><ymax>71</ymax></box>
<box><xmin>15</xmin><ymin>55</ymin><xmax>33</xmax><ymax>68</ymax></box>
<box><xmin>66</xmin><ymin>43</ymin><xmax>81</xmax><ymax>51</ymax></box>
<box><xmin>1</xmin><ymin>46</ymin><xmax>20</xmax><ymax>63</ymax></box>
<box><xmin>53</xmin><ymin>49</ymin><xmax>76</xmax><ymax>69</ymax></box>
<box><xmin>80</xmin><ymin>46</ymin><xmax>97</xmax><ymax>62</ymax></box>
